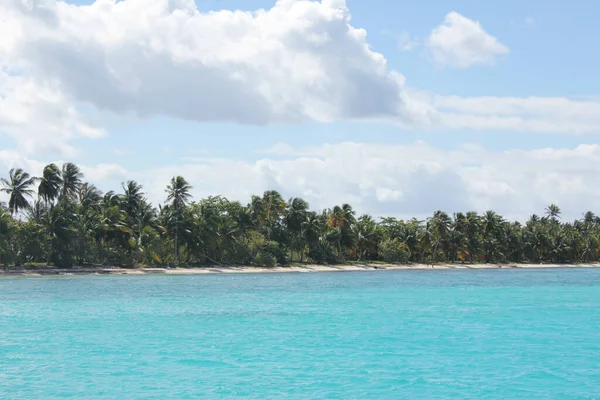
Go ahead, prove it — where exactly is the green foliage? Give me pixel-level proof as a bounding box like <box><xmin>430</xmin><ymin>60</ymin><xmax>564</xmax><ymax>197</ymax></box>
<box><xmin>378</xmin><ymin>238</ymin><xmax>410</xmax><ymax>264</ymax></box>
<box><xmin>252</xmin><ymin>252</ymin><xmax>277</xmax><ymax>268</ymax></box>
<box><xmin>2</xmin><ymin>163</ymin><xmax>600</xmax><ymax>269</ymax></box>
<box><xmin>307</xmin><ymin>239</ymin><xmax>338</xmax><ymax>264</ymax></box>
<box><xmin>0</xmin><ymin>206</ymin><xmax>13</xmax><ymax>268</ymax></box>
<box><xmin>1</xmin><ymin>168</ymin><xmax>36</xmax><ymax>216</ymax></box>
<box><xmin>12</xmin><ymin>221</ymin><xmax>49</xmax><ymax>266</ymax></box>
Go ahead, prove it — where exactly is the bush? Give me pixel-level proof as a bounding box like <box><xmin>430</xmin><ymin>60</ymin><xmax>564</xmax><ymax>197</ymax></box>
<box><xmin>307</xmin><ymin>240</ymin><xmax>338</xmax><ymax>264</ymax></box>
<box><xmin>263</xmin><ymin>240</ymin><xmax>289</xmax><ymax>266</ymax></box>
<box><xmin>252</xmin><ymin>251</ymin><xmax>277</xmax><ymax>268</ymax></box>
<box><xmin>379</xmin><ymin>238</ymin><xmax>410</xmax><ymax>264</ymax></box>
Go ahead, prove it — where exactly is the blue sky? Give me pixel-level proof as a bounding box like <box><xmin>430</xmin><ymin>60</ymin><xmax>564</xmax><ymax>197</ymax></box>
<box><xmin>61</xmin><ymin>0</ymin><xmax>600</xmax><ymax>163</ymax></box>
<box><xmin>1</xmin><ymin>0</ymin><xmax>600</xmax><ymax>220</ymax></box>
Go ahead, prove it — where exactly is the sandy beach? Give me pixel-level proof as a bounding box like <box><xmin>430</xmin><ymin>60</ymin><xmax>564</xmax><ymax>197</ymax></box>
<box><xmin>1</xmin><ymin>263</ymin><xmax>600</xmax><ymax>277</ymax></box>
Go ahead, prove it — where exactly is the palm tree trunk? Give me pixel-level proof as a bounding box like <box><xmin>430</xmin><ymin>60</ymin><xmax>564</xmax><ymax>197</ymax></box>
<box><xmin>174</xmin><ymin>230</ymin><xmax>178</xmax><ymax>266</ymax></box>
<box><xmin>173</xmin><ymin>205</ymin><xmax>179</xmax><ymax>266</ymax></box>
<box><xmin>432</xmin><ymin>238</ymin><xmax>441</xmax><ymax>265</ymax></box>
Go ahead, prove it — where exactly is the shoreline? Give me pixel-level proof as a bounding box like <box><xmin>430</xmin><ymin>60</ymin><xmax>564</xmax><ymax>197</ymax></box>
<box><xmin>1</xmin><ymin>263</ymin><xmax>600</xmax><ymax>277</ymax></box>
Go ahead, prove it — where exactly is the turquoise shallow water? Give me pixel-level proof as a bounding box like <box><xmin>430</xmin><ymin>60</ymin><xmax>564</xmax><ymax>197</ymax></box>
<box><xmin>1</xmin><ymin>269</ymin><xmax>600</xmax><ymax>399</ymax></box>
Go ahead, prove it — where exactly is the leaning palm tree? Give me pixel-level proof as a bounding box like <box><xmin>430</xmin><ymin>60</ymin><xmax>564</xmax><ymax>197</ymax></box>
<box><xmin>1</xmin><ymin>168</ymin><xmax>37</xmax><ymax>216</ymax></box>
<box><xmin>165</xmin><ymin>176</ymin><xmax>193</xmax><ymax>265</ymax></box>
<box><xmin>60</xmin><ymin>162</ymin><xmax>84</xmax><ymax>202</ymax></box>
<box><xmin>38</xmin><ymin>163</ymin><xmax>63</xmax><ymax>206</ymax></box>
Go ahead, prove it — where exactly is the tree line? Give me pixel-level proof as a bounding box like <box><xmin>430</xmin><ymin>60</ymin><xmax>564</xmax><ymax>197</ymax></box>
<box><xmin>1</xmin><ymin>163</ymin><xmax>599</xmax><ymax>268</ymax></box>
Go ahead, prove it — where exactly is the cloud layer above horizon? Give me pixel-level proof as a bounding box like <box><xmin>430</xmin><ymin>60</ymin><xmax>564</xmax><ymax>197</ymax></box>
<box><xmin>3</xmin><ymin>141</ymin><xmax>600</xmax><ymax>222</ymax></box>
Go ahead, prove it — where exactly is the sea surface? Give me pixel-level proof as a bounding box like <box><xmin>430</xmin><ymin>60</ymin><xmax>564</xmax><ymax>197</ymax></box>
<box><xmin>1</xmin><ymin>268</ymin><xmax>600</xmax><ymax>399</ymax></box>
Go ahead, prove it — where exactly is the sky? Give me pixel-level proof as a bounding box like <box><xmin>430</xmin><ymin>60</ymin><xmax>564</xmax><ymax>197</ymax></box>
<box><xmin>1</xmin><ymin>0</ymin><xmax>600</xmax><ymax>221</ymax></box>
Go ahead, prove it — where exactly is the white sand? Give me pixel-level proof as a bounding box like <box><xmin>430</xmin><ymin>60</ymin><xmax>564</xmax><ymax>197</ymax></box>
<box><xmin>3</xmin><ymin>263</ymin><xmax>599</xmax><ymax>277</ymax></box>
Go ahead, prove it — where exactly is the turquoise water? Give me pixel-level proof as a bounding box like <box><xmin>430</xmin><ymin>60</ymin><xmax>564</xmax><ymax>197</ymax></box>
<box><xmin>1</xmin><ymin>269</ymin><xmax>600</xmax><ymax>399</ymax></box>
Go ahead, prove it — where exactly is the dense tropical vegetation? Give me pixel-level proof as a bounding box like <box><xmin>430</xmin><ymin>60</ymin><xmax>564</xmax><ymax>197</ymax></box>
<box><xmin>1</xmin><ymin>163</ymin><xmax>600</xmax><ymax>269</ymax></box>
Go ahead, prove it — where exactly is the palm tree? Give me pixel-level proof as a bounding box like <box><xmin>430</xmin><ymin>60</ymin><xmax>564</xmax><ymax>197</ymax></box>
<box><xmin>464</xmin><ymin>212</ymin><xmax>482</xmax><ymax>262</ymax></box>
<box><xmin>38</xmin><ymin>163</ymin><xmax>63</xmax><ymax>206</ymax></box>
<box><xmin>165</xmin><ymin>176</ymin><xmax>192</xmax><ymax>265</ymax></box>
<box><xmin>78</xmin><ymin>183</ymin><xmax>103</xmax><ymax>210</ymax></box>
<box><xmin>482</xmin><ymin>210</ymin><xmax>506</xmax><ymax>263</ymax></box>
<box><xmin>302</xmin><ymin>211</ymin><xmax>323</xmax><ymax>259</ymax></box>
<box><xmin>0</xmin><ymin>205</ymin><xmax>13</xmax><ymax>269</ymax></box>
<box><xmin>1</xmin><ymin>168</ymin><xmax>37</xmax><ymax>216</ymax></box>
<box><xmin>60</xmin><ymin>162</ymin><xmax>83</xmax><ymax>202</ymax></box>
<box><xmin>76</xmin><ymin>183</ymin><xmax>103</xmax><ymax>265</ymax></box>
<box><xmin>353</xmin><ymin>215</ymin><xmax>378</xmax><ymax>261</ymax></box>
<box><xmin>121</xmin><ymin>181</ymin><xmax>145</xmax><ymax>221</ymax></box>
<box><xmin>428</xmin><ymin>210</ymin><xmax>452</xmax><ymax>265</ymax></box>
<box><xmin>46</xmin><ymin>201</ymin><xmax>78</xmax><ymax>267</ymax></box>
<box><xmin>250</xmin><ymin>190</ymin><xmax>285</xmax><ymax>240</ymax></box>
<box><xmin>285</xmin><ymin>197</ymin><xmax>309</xmax><ymax>261</ymax></box>
<box><xmin>545</xmin><ymin>204</ymin><xmax>562</xmax><ymax>221</ymax></box>
<box><xmin>26</xmin><ymin>199</ymin><xmax>49</xmax><ymax>225</ymax></box>
<box><xmin>327</xmin><ymin>204</ymin><xmax>356</xmax><ymax>260</ymax></box>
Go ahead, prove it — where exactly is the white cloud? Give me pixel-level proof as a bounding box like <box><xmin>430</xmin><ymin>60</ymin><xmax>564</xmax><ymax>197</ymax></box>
<box><xmin>80</xmin><ymin>163</ymin><xmax>129</xmax><ymax>183</ymax></box>
<box><xmin>426</xmin><ymin>11</ymin><xmax>509</xmax><ymax>68</ymax></box>
<box><xmin>0</xmin><ymin>0</ymin><xmax>433</xmax><ymax>130</ymax></box>
<box><xmin>128</xmin><ymin>141</ymin><xmax>600</xmax><ymax>221</ymax></box>
<box><xmin>435</xmin><ymin>95</ymin><xmax>600</xmax><ymax>133</ymax></box>
<box><xmin>525</xmin><ymin>17</ymin><xmax>535</xmax><ymax>25</ymax></box>
<box><xmin>0</xmin><ymin>70</ymin><xmax>106</xmax><ymax>157</ymax></box>
<box><xmin>3</xmin><ymin>141</ymin><xmax>600</xmax><ymax>221</ymax></box>
<box><xmin>0</xmin><ymin>0</ymin><xmax>599</xmax><ymax>171</ymax></box>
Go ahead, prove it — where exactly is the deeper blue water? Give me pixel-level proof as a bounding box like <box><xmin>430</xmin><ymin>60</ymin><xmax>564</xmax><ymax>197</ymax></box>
<box><xmin>1</xmin><ymin>269</ymin><xmax>600</xmax><ymax>399</ymax></box>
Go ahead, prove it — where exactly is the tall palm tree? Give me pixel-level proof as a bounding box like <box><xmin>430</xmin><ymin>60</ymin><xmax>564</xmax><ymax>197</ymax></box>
<box><xmin>353</xmin><ymin>215</ymin><xmax>378</xmax><ymax>261</ymax></box>
<box><xmin>78</xmin><ymin>183</ymin><xmax>103</xmax><ymax>210</ymax></box>
<box><xmin>0</xmin><ymin>205</ymin><xmax>12</xmax><ymax>269</ymax></box>
<box><xmin>165</xmin><ymin>176</ymin><xmax>192</xmax><ymax>265</ymax></box>
<box><xmin>250</xmin><ymin>190</ymin><xmax>285</xmax><ymax>240</ymax></box>
<box><xmin>76</xmin><ymin>183</ymin><xmax>103</xmax><ymax>266</ymax></box>
<box><xmin>166</xmin><ymin>176</ymin><xmax>192</xmax><ymax>209</ymax></box>
<box><xmin>26</xmin><ymin>199</ymin><xmax>49</xmax><ymax>225</ymax></box>
<box><xmin>464</xmin><ymin>212</ymin><xmax>482</xmax><ymax>262</ymax></box>
<box><xmin>60</xmin><ymin>162</ymin><xmax>84</xmax><ymax>202</ymax></box>
<box><xmin>1</xmin><ymin>168</ymin><xmax>37</xmax><ymax>216</ymax></box>
<box><xmin>545</xmin><ymin>204</ymin><xmax>562</xmax><ymax>221</ymax></box>
<box><xmin>327</xmin><ymin>204</ymin><xmax>356</xmax><ymax>260</ymax></box>
<box><xmin>38</xmin><ymin>163</ymin><xmax>63</xmax><ymax>206</ymax></box>
<box><xmin>285</xmin><ymin>197</ymin><xmax>309</xmax><ymax>261</ymax></box>
<box><xmin>121</xmin><ymin>180</ymin><xmax>145</xmax><ymax>221</ymax></box>
<box><xmin>428</xmin><ymin>210</ymin><xmax>452</xmax><ymax>264</ymax></box>
<box><xmin>302</xmin><ymin>211</ymin><xmax>323</xmax><ymax>256</ymax></box>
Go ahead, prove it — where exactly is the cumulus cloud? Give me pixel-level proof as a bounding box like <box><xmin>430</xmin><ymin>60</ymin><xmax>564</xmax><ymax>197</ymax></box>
<box><xmin>1</xmin><ymin>0</ymin><xmax>599</xmax><ymax>156</ymax></box>
<box><xmin>1</xmin><ymin>0</ymin><xmax>433</xmax><ymax>127</ymax></box>
<box><xmin>0</xmin><ymin>70</ymin><xmax>106</xmax><ymax>157</ymax></box>
<box><xmin>426</xmin><ymin>11</ymin><xmax>509</xmax><ymax>68</ymax></box>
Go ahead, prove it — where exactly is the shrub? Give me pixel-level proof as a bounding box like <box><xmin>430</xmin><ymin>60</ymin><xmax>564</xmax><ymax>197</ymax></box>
<box><xmin>307</xmin><ymin>240</ymin><xmax>338</xmax><ymax>264</ymax></box>
<box><xmin>253</xmin><ymin>251</ymin><xmax>277</xmax><ymax>268</ymax></box>
<box><xmin>379</xmin><ymin>238</ymin><xmax>410</xmax><ymax>264</ymax></box>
